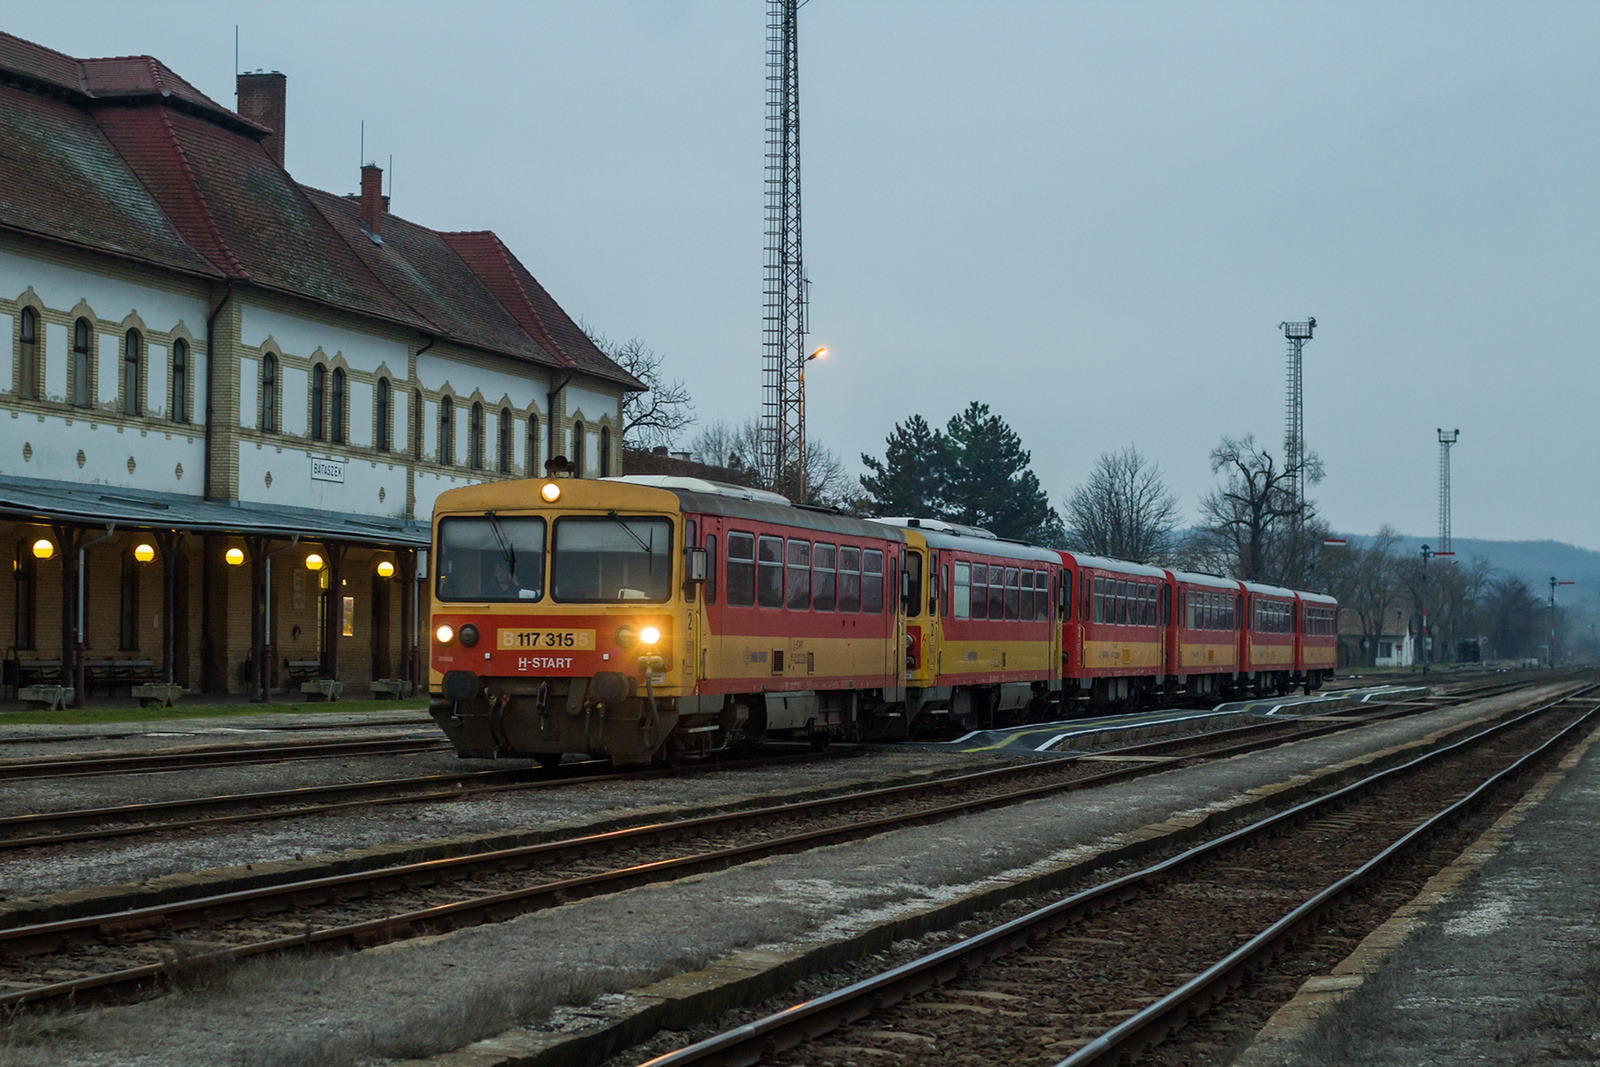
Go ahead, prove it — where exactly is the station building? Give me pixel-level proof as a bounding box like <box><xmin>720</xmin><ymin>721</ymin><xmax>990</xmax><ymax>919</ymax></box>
<box><xmin>0</xmin><ymin>31</ymin><xmax>641</xmax><ymax>701</ymax></box>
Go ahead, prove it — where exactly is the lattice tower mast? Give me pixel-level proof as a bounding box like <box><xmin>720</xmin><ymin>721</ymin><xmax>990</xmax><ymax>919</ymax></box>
<box><xmin>762</xmin><ymin>0</ymin><xmax>807</xmax><ymax>498</ymax></box>
<box><xmin>1437</xmin><ymin>428</ymin><xmax>1459</xmax><ymax>553</ymax></box>
<box><xmin>1279</xmin><ymin>317</ymin><xmax>1316</xmax><ymax>510</ymax></box>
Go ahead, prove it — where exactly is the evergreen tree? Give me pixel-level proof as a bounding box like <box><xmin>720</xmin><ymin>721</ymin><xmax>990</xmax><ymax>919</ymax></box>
<box><xmin>859</xmin><ymin>415</ymin><xmax>947</xmax><ymax>516</ymax></box>
<box><xmin>940</xmin><ymin>402</ymin><xmax>1064</xmax><ymax>544</ymax></box>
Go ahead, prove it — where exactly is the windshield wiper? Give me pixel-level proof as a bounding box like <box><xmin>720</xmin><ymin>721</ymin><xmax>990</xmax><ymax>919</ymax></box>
<box><xmin>485</xmin><ymin>510</ymin><xmax>515</xmax><ymax>572</ymax></box>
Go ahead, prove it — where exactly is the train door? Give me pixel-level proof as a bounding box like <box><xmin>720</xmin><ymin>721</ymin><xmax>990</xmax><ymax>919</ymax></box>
<box><xmin>1160</xmin><ymin>579</ymin><xmax>1174</xmax><ymax>680</ymax></box>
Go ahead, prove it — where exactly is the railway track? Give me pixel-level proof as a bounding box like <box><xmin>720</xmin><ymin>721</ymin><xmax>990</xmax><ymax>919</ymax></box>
<box><xmin>631</xmin><ymin>685</ymin><xmax>1599</xmax><ymax>1067</ymax></box>
<box><xmin>0</xmin><ymin>680</ymin><xmax>1548</xmax><ymax>1011</ymax></box>
<box><xmin>0</xmin><ymin>732</ymin><xmax>451</xmax><ymax>780</ymax></box>
<box><xmin>0</xmin><ymin>680</ymin><xmax>1493</xmax><ymax>852</ymax></box>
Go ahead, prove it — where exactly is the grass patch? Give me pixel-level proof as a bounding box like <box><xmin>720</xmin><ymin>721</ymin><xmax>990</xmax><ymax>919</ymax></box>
<box><xmin>0</xmin><ymin>697</ymin><xmax>428</xmax><ymax>727</ymax></box>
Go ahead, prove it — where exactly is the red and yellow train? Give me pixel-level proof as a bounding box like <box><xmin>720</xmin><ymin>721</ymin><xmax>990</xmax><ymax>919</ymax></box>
<box><xmin>427</xmin><ymin>475</ymin><xmax>1337</xmax><ymax>765</ymax></box>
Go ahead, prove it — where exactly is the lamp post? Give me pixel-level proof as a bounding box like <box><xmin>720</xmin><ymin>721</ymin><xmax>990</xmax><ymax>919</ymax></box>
<box><xmin>795</xmin><ymin>346</ymin><xmax>826</xmax><ymax>503</ymax></box>
<box><xmin>1549</xmin><ymin>577</ymin><xmax>1575</xmax><ymax>668</ymax></box>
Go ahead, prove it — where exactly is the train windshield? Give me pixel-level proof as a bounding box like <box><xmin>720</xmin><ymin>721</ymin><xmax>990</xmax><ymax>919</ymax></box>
<box><xmin>436</xmin><ymin>515</ymin><xmax>546</xmax><ymax>602</ymax></box>
<box><xmin>551</xmin><ymin>516</ymin><xmax>675</xmax><ymax>603</ymax></box>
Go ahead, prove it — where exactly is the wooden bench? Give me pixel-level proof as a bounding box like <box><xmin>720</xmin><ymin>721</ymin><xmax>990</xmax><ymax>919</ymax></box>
<box><xmin>286</xmin><ymin>659</ymin><xmax>343</xmax><ymax>701</ymax></box>
<box><xmin>285</xmin><ymin>660</ymin><xmax>323</xmax><ymax>685</ymax></box>
<box><xmin>85</xmin><ymin>659</ymin><xmax>157</xmax><ymax>696</ymax></box>
<box><xmin>5</xmin><ymin>658</ymin><xmax>63</xmax><ymax>695</ymax></box>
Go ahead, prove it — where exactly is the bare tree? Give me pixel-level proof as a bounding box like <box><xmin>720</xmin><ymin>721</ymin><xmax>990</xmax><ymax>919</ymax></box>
<box><xmin>584</xmin><ymin>325</ymin><xmax>696</xmax><ymax>450</ymax></box>
<box><xmin>691</xmin><ymin>418</ymin><xmax>860</xmax><ymax>510</ymax></box>
<box><xmin>1322</xmin><ymin>526</ymin><xmax>1403</xmax><ymax>666</ymax></box>
<box><xmin>1063</xmin><ymin>445</ymin><xmax>1181</xmax><ymax>564</ymax></box>
<box><xmin>1197</xmin><ymin>434</ymin><xmax>1324</xmax><ymax>581</ymax></box>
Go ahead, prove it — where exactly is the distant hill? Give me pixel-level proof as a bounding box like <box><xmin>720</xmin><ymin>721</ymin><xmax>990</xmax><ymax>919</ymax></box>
<box><xmin>1340</xmin><ymin>534</ymin><xmax>1600</xmax><ymax>601</ymax></box>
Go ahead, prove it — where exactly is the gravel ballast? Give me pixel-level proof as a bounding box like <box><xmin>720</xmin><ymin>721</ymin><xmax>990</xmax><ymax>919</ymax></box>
<box><xmin>0</xmin><ymin>683</ymin><xmax>1572</xmax><ymax>1067</ymax></box>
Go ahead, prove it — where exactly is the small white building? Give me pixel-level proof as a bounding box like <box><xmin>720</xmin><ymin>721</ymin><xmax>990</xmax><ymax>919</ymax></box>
<box><xmin>0</xmin><ymin>31</ymin><xmax>640</xmax><ymax>699</ymax></box>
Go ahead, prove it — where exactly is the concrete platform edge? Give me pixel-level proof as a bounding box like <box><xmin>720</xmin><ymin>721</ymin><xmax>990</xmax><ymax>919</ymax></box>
<box><xmin>398</xmin><ymin>687</ymin><xmax>1580</xmax><ymax>1067</ymax></box>
<box><xmin>1229</xmin><ymin>714</ymin><xmax>1600</xmax><ymax>1066</ymax></box>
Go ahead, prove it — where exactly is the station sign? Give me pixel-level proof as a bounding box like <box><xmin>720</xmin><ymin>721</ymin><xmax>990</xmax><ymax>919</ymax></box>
<box><xmin>311</xmin><ymin>458</ymin><xmax>346</xmax><ymax>483</ymax></box>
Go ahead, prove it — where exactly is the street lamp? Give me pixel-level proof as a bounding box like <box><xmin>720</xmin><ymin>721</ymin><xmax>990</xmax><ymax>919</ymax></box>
<box><xmin>224</xmin><ymin>547</ymin><xmax>246</xmax><ymax>566</ymax></box>
<box><xmin>133</xmin><ymin>543</ymin><xmax>156</xmax><ymax>564</ymax></box>
<box><xmin>796</xmin><ymin>346</ymin><xmax>827</xmax><ymax>503</ymax></box>
<box><xmin>31</xmin><ymin>538</ymin><xmax>54</xmax><ymax>560</ymax></box>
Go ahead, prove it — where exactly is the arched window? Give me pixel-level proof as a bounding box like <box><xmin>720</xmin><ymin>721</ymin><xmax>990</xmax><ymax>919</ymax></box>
<box><xmin>375</xmin><ymin>377</ymin><xmax>392</xmax><ymax>451</ymax></box>
<box><xmin>17</xmin><ymin>307</ymin><xmax>38</xmax><ymax>400</ymax></box>
<box><xmin>526</xmin><ymin>413</ymin><xmax>540</xmax><ymax>476</ymax></box>
<box><xmin>261</xmin><ymin>354</ymin><xmax>278</xmax><ymax>432</ymax></box>
<box><xmin>498</xmin><ymin>408</ymin><xmax>512</xmax><ymax>473</ymax></box>
<box><xmin>331</xmin><ymin>368</ymin><xmax>347</xmax><ymax>444</ymax></box>
<box><xmin>310</xmin><ymin>364</ymin><xmax>326</xmax><ymax>441</ymax></box>
<box><xmin>71</xmin><ymin>318</ymin><xmax>91</xmax><ymax>408</ymax></box>
<box><xmin>438</xmin><ymin>395</ymin><xmax>454</xmax><ymax>464</ymax></box>
<box><xmin>572</xmin><ymin>420</ymin><xmax>585</xmax><ymax>477</ymax></box>
<box><xmin>412</xmin><ymin>389</ymin><xmax>423</xmax><ymax>459</ymax></box>
<box><xmin>468</xmin><ymin>402</ymin><xmax>485</xmax><ymax>469</ymax></box>
<box><xmin>122</xmin><ymin>329</ymin><xmax>142</xmax><ymax>415</ymax></box>
<box><xmin>171</xmin><ymin>339</ymin><xmax>188</xmax><ymax>423</ymax></box>
<box><xmin>599</xmin><ymin>426</ymin><xmax>612</xmax><ymax>477</ymax></box>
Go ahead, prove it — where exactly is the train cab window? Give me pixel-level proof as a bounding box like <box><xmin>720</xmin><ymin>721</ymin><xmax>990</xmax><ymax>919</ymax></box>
<box><xmin>863</xmin><ymin>549</ymin><xmax>884</xmax><ymax>613</ymax></box>
<box><xmin>813</xmin><ymin>544</ymin><xmax>837</xmax><ymax>611</ymax></box>
<box><xmin>1055</xmin><ymin>570</ymin><xmax>1070</xmax><ymax>622</ymax></box>
<box><xmin>726</xmin><ymin>532</ymin><xmax>755</xmax><ymax>607</ymax></box>
<box><xmin>1019</xmin><ymin>570</ymin><xmax>1034</xmax><ymax>620</ymax></box>
<box><xmin>786</xmin><ymin>540</ymin><xmax>811</xmax><ymax>610</ymax></box>
<box><xmin>953</xmin><ymin>561</ymin><xmax>971</xmax><ymax>619</ymax></box>
<box><xmin>904</xmin><ymin>552</ymin><xmax>923</xmax><ymax>618</ymax></box>
<box><xmin>551</xmin><ymin>517</ymin><xmax>674</xmax><ymax>603</ymax></box>
<box><xmin>838</xmin><ymin>546</ymin><xmax>862</xmax><ymax>613</ymax></box>
<box><xmin>435</xmin><ymin>515</ymin><xmax>546</xmax><ymax>602</ymax></box>
<box><xmin>1004</xmin><ymin>568</ymin><xmax>1020</xmax><ymax>620</ymax></box>
<box><xmin>757</xmin><ymin>536</ymin><xmax>784</xmax><ymax>608</ymax></box>
<box><xmin>704</xmin><ymin>535</ymin><xmax>717</xmax><ymax>604</ymax></box>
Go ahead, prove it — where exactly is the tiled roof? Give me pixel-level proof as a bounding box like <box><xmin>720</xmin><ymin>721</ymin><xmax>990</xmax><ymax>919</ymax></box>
<box><xmin>0</xmin><ymin>31</ymin><xmax>639</xmax><ymax>389</ymax></box>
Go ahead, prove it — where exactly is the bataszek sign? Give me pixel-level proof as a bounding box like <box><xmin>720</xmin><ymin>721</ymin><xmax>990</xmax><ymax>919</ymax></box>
<box><xmin>311</xmin><ymin>458</ymin><xmax>346</xmax><ymax>483</ymax></box>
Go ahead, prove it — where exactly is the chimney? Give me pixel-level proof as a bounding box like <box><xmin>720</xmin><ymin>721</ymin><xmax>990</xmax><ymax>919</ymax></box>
<box><xmin>360</xmin><ymin>164</ymin><xmax>383</xmax><ymax>235</ymax></box>
<box><xmin>236</xmin><ymin>71</ymin><xmax>287</xmax><ymax>168</ymax></box>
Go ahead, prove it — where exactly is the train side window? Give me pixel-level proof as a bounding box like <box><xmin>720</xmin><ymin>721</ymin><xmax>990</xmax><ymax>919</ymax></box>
<box><xmin>787</xmin><ymin>540</ymin><xmax>811</xmax><ymax>611</ymax></box>
<box><xmin>1004</xmin><ymin>567</ymin><xmax>1020</xmax><ymax>620</ymax></box>
<box><xmin>1112</xmin><ymin>580</ymin><xmax>1124</xmax><ymax>625</ymax></box>
<box><xmin>684</xmin><ymin>520</ymin><xmax>697</xmax><ymax>603</ymax></box>
<box><xmin>838</xmin><ymin>546</ymin><xmax>862</xmax><ymax>613</ymax></box>
<box><xmin>1057</xmin><ymin>570</ymin><xmax>1071</xmax><ymax>622</ymax></box>
<box><xmin>1019</xmin><ymin>569</ymin><xmax>1034</xmax><ymax>621</ymax></box>
<box><xmin>704</xmin><ymin>535</ymin><xmax>717</xmax><ymax>604</ymax></box>
<box><xmin>1091</xmin><ymin>576</ymin><xmax>1102</xmax><ymax>623</ymax></box>
<box><xmin>1234</xmin><ymin>594</ymin><xmax>1242</xmax><ymax>630</ymax></box>
<box><xmin>1161</xmin><ymin>584</ymin><xmax>1170</xmax><ymax>627</ymax></box>
<box><xmin>953</xmin><ymin>561</ymin><xmax>970</xmax><ymax>619</ymax></box>
<box><xmin>726</xmin><ymin>532</ymin><xmax>755</xmax><ymax>607</ymax></box>
<box><xmin>943</xmin><ymin>564</ymin><xmax>952</xmax><ymax>617</ymax></box>
<box><xmin>904</xmin><ymin>551</ymin><xmax>923</xmax><ymax>618</ymax></box>
<box><xmin>757</xmin><ymin>536</ymin><xmax>784</xmax><ymax>608</ymax></box>
<box><xmin>988</xmin><ymin>566</ymin><xmax>1006</xmax><ymax>620</ymax></box>
<box><xmin>1146</xmin><ymin>585</ymin><xmax>1156</xmax><ymax>626</ymax></box>
<box><xmin>971</xmin><ymin>563</ymin><xmax>988</xmax><ymax>620</ymax></box>
<box><xmin>862</xmin><ymin>549</ymin><xmax>884</xmax><ymax>613</ymax></box>
<box><xmin>813</xmin><ymin>544</ymin><xmax>837</xmax><ymax>611</ymax></box>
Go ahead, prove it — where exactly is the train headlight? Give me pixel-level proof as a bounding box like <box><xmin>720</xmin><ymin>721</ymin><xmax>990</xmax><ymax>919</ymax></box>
<box><xmin>458</xmin><ymin>623</ymin><xmax>480</xmax><ymax>647</ymax></box>
<box><xmin>435</xmin><ymin>623</ymin><xmax>456</xmax><ymax>645</ymax></box>
<box><xmin>615</xmin><ymin>626</ymin><xmax>636</xmax><ymax>648</ymax></box>
<box><xmin>639</xmin><ymin>625</ymin><xmax>661</xmax><ymax>647</ymax></box>
<box><xmin>540</xmin><ymin>482</ymin><xmax>561</xmax><ymax>503</ymax></box>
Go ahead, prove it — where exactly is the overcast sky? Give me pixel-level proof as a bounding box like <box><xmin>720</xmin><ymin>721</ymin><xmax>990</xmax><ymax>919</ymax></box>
<box><xmin>9</xmin><ymin>2</ymin><xmax>1599</xmax><ymax>548</ymax></box>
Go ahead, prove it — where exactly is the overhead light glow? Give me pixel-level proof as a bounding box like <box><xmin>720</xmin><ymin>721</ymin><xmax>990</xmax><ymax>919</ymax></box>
<box><xmin>376</xmin><ymin>560</ymin><xmax>396</xmax><ymax>578</ymax></box>
<box><xmin>31</xmin><ymin>538</ymin><xmax>54</xmax><ymax>560</ymax></box>
<box><xmin>133</xmin><ymin>543</ymin><xmax>156</xmax><ymax>563</ymax></box>
<box><xmin>224</xmin><ymin>547</ymin><xmax>245</xmax><ymax>566</ymax></box>
<box><xmin>305</xmin><ymin>553</ymin><xmax>325</xmax><ymax>572</ymax></box>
